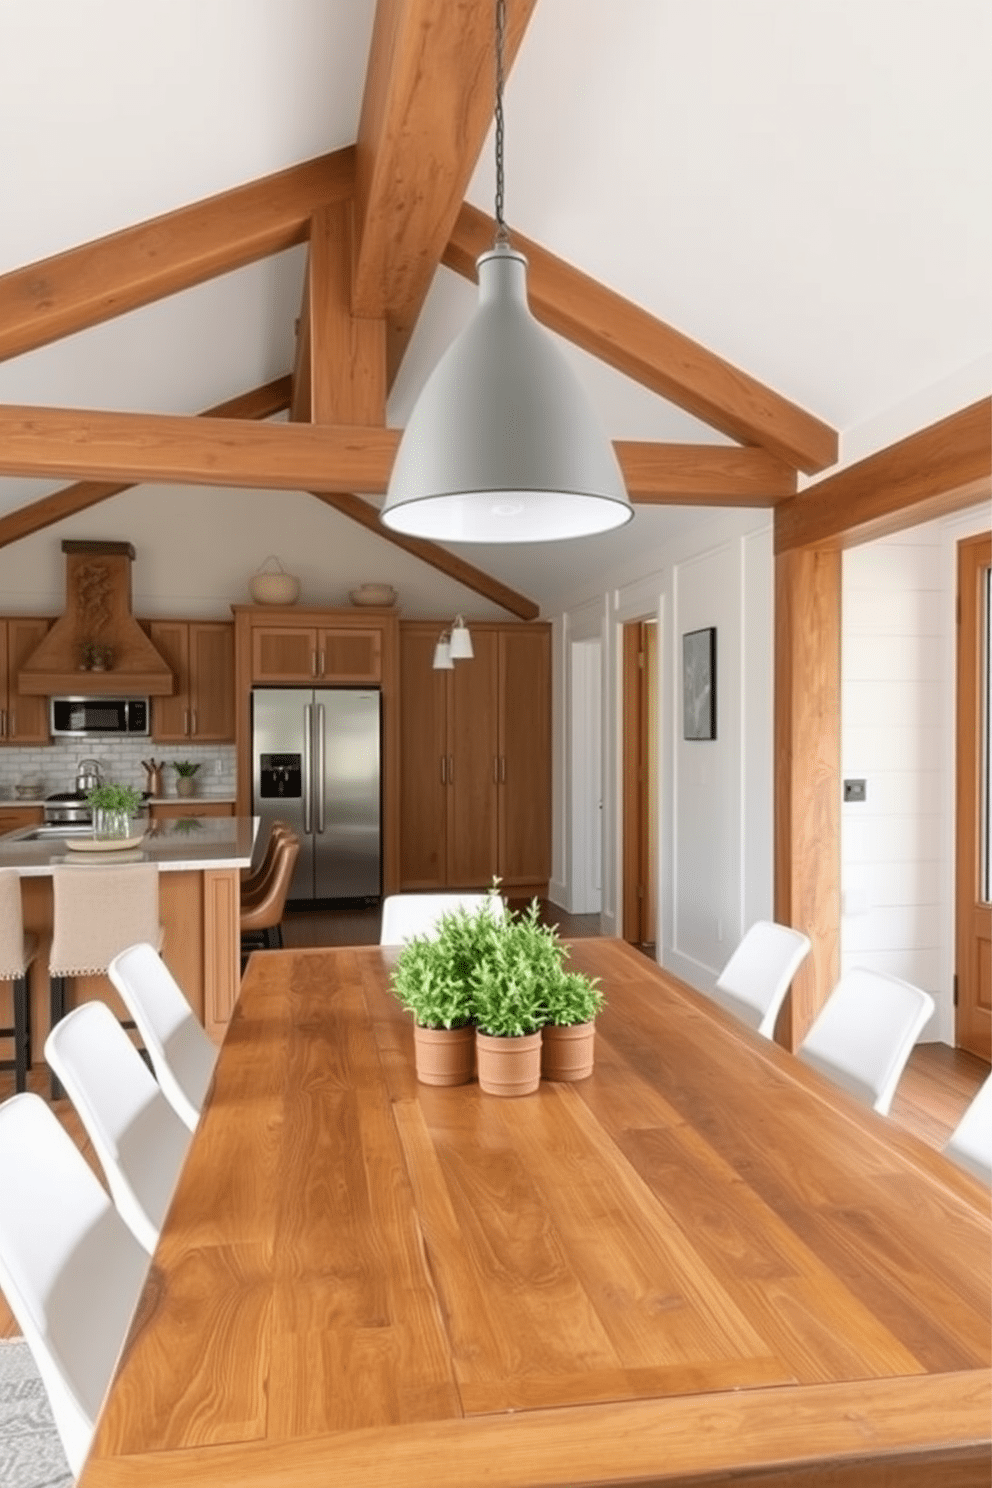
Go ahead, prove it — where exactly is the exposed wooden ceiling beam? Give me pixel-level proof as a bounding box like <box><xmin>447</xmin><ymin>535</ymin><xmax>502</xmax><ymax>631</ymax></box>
<box><xmin>0</xmin><ymin>405</ymin><xmax>400</xmax><ymax>493</ymax></box>
<box><xmin>0</xmin><ymin>149</ymin><xmax>355</xmax><ymax>364</ymax></box>
<box><xmin>0</xmin><ymin>403</ymin><xmax>804</xmax><ymax>506</ymax></box>
<box><xmin>618</xmin><ymin>443</ymin><xmax>796</xmax><ymax>503</ymax></box>
<box><xmin>353</xmin><ymin>0</ymin><xmax>538</xmax><ymax>379</ymax></box>
<box><xmin>774</xmin><ymin>399</ymin><xmax>992</xmax><ymax>552</ymax></box>
<box><xmin>0</xmin><ymin>379</ymin><xmax>293</xmax><ymax>550</ymax></box>
<box><xmin>309</xmin><ymin>202</ymin><xmax>386</xmax><ymax>426</ymax></box>
<box><xmin>310</xmin><ymin>491</ymin><xmax>539</xmax><ymax>620</ymax></box>
<box><xmin>444</xmin><ymin>204</ymin><xmax>838</xmax><ymax>476</ymax></box>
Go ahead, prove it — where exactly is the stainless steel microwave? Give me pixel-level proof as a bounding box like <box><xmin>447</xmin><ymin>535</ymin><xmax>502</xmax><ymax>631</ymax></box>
<box><xmin>49</xmin><ymin>696</ymin><xmax>150</xmax><ymax>737</ymax></box>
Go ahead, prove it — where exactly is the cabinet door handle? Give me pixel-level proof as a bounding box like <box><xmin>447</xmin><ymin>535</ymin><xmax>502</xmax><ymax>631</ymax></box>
<box><xmin>447</xmin><ymin>755</ymin><xmax>454</xmax><ymax>783</ymax></box>
<box><xmin>440</xmin><ymin>756</ymin><xmax>447</xmax><ymax>785</ymax></box>
<box><xmin>500</xmin><ymin>756</ymin><xmax>506</xmax><ymax>783</ymax></box>
<box><xmin>190</xmin><ymin>708</ymin><xmax>197</xmax><ymax>736</ymax></box>
<box><xmin>183</xmin><ymin>708</ymin><xmax>190</xmax><ymax>736</ymax></box>
<box><xmin>318</xmin><ymin>650</ymin><xmax>325</xmax><ymax>677</ymax></box>
<box><xmin>311</xmin><ymin>651</ymin><xmax>318</xmax><ymax>677</ymax></box>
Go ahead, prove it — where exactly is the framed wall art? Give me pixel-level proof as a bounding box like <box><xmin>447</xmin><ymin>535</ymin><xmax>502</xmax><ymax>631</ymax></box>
<box><xmin>682</xmin><ymin>626</ymin><xmax>716</xmax><ymax>740</ymax></box>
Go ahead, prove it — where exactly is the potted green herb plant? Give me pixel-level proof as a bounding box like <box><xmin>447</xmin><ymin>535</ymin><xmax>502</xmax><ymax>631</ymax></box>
<box><xmin>172</xmin><ymin>760</ymin><xmax>201</xmax><ymax>798</ymax></box>
<box><xmin>86</xmin><ymin>782</ymin><xmax>143</xmax><ymax>841</ymax></box>
<box><xmin>541</xmin><ymin>957</ymin><xmax>604</xmax><ymax>1082</ymax></box>
<box><xmin>468</xmin><ymin>899</ymin><xmax>563</xmax><ymax>1097</ymax></box>
<box><xmin>389</xmin><ymin>905</ymin><xmax>491</xmax><ymax>1085</ymax></box>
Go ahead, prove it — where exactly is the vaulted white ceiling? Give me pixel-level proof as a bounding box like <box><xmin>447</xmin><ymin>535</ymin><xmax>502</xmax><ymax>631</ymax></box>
<box><xmin>0</xmin><ymin>0</ymin><xmax>989</xmax><ymax>615</ymax></box>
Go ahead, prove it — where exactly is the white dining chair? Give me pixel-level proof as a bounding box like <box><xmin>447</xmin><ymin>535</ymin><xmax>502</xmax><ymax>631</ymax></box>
<box><xmin>379</xmin><ymin>892</ymin><xmax>506</xmax><ymax>946</ymax></box>
<box><xmin>0</xmin><ymin>1092</ymin><xmax>150</xmax><ymax>1480</ymax></box>
<box><xmin>796</xmin><ymin>966</ymin><xmax>935</xmax><ymax>1115</ymax></box>
<box><xmin>708</xmin><ymin>920</ymin><xmax>812</xmax><ymax>1038</ymax></box>
<box><xmin>45</xmin><ymin>1000</ymin><xmax>191</xmax><ymax>1254</ymax></box>
<box><xmin>108</xmin><ymin>940</ymin><xmax>217</xmax><ymax>1132</ymax></box>
<box><xmin>944</xmin><ymin>1072</ymin><xmax>992</xmax><ymax>1185</ymax></box>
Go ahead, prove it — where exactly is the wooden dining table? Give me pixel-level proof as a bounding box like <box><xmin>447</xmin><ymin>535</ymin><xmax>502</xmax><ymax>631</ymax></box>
<box><xmin>79</xmin><ymin>939</ymin><xmax>991</xmax><ymax>1487</ymax></box>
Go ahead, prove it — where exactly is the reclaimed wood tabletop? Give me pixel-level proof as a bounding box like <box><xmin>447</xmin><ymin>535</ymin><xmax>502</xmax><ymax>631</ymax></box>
<box><xmin>80</xmin><ymin>940</ymin><xmax>991</xmax><ymax>1487</ymax></box>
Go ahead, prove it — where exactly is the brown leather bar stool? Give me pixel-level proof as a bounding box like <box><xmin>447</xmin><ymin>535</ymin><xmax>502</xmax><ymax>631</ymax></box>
<box><xmin>240</xmin><ymin>831</ymin><xmax>299</xmax><ymax>958</ymax></box>
<box><xmin>48</xmin><ymin>863</ymin><xmax>163</xmax><ymax>1100</ymax></box>
<box><xmin>0</xmin><ymin>869</ymin><xmax>37</xmax><ymax>1093</ymax></box>
<box><xmin>240</xmin><ymin>819</ymin><xmax>292</xmax><ymax>898</ymax></box>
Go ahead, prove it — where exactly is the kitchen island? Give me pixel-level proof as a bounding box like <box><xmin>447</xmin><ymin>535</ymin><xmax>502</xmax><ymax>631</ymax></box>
<box><xmin>0</xmin><ymin>815</ymin><xmax>257</xmax><ymax>1053</ymax></box>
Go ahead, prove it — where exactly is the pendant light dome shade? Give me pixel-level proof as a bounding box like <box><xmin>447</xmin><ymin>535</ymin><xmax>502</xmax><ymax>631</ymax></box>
<box><xmin>381</xmin><ymin>247</ymin><xmax>633</xmax><ymax>543</ymax></box>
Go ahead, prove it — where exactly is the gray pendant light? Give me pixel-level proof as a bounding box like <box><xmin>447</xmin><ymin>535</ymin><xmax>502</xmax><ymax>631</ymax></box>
<box><xmin>380</xmin><ymin>1</ymin><xmax>633</xmax><ymax>545</ymax></box>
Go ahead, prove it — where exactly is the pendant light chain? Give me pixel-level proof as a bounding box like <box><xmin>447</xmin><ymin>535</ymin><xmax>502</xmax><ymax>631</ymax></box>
<box><xmin>493</xmin><ymin>0</ymin><xmax>509</xmax><ymax>245</ymax></box>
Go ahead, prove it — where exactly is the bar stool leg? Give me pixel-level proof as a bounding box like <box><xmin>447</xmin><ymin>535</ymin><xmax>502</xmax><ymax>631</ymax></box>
<box><xmin>49</xmin><ymin>975</ymin><xmax>66</xmax><ymax>1100</ymax></box>
<box><xmin>13</xmin><ymin>973</ymin><xmax>29</xmax><ymax>1094</ymax></box>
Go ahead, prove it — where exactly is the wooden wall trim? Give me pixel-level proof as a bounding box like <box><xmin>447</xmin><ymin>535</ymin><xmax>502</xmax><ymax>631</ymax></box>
<box><xmin>774</xmin><ymin>547</ymin><xmax>841</xmax><ymax>1047</ymax></box>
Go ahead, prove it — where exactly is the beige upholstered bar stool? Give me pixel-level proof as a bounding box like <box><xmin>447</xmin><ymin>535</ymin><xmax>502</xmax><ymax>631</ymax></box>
<box><xmin>48</xmin><ymin>863</ymin><xmax>163</xmax><ymax>1100</ymax></box>
<box><xmin>0</xmin><ymin>869</ymin><xmax>37</xmax><ymax>1093</ymax></box>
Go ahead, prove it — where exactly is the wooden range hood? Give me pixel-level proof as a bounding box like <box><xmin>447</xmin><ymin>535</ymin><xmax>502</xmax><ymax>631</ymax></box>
<box><xmin>18</xmin><ymin>540</ymin><xmax>174</xmax><ymax>696</ymax></box>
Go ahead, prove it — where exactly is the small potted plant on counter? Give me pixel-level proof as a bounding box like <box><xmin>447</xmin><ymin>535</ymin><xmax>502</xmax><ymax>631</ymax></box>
<box><xmin>172</xmin><ymin>760</ymin><xmax>201</xmax><ymax>798</ymax></box>
<box><xmin>86</xmin><ymin>782</ymin><xmax>143</xmax><ymax>841</ymax></box>
<box><xmin>390</xmin><ymin>907</ymin><xmax>483</xmax><ymax>1086</ymax></box>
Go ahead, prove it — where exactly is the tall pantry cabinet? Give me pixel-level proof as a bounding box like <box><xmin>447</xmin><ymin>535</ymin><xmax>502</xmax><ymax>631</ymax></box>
<box><xmin>399</xmin><ymin>622</ymin><xmax>551</xmax><ymax>896</ymax></box>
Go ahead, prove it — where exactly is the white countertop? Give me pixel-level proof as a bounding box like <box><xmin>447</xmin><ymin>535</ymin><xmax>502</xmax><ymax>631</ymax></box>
<box><xmin>0</xmin><ymin>796</ymin><xmax>237</xmax><ymax>808</ymax></box>
<box><xmin>0</xmin><ymin>815</ymin><xmax>257</xmax><ymax>875</ymax></box>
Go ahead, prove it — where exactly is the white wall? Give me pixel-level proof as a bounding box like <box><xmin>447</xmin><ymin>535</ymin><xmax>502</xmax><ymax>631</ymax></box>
<box><xmin>0</xmin><ymin>484</ymin><xmax>514</xmax><ymax>623</ymax></box>
<box><xmin>550</xmin><ymin>509</ymin><xmax>774</xmax><ymax>994</ymax></box>
<box><xmin>841</xmin><ymin>502</ymin><xmax>989</xmax><ymax>1043</ymax></box>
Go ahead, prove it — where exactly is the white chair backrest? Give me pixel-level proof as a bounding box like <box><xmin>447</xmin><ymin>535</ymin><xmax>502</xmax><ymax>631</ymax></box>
<box><xmin>797</xmin><ymin>967</ymin><xmax>935</xmax><ymax>1115</ymax></box>
<box><xmin>108</xmin><ymin>941</ymin><xmax>216</xmax><ymax>1131</ymax></box>
<box><xmin>710</xmin><ymin>920</ymin><xmax>812</xmax><ymax>1038</ymax></box>
<box><xmin>944</xmin><ymin>1072</ymin><xmax>992</xmax><ymax>1185</ymax></box>
<box><xmin>45</xmin><ymin>1001</ymin><xmax>191</xmax><ymax>1254</ymax></box>
<box><xmin>0</xmin><ymin>1093</ymin><xmax>149</xmax><ymax>1478</ymax></box>
<box><xmin>379</xmin><ymin>892</ymin><xmax>505</xmax><ymax>946</ymax></box>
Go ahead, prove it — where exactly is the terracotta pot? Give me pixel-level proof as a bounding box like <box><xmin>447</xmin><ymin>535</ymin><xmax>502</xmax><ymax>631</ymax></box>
<box><xmin>542</xmin><ymin>1020</ymin><xmax>596</xmax><ymax>1082</ymax></box>
<box><xmin>413</xmin><ymin>1023</ymin><xmax>475</xmax><ymax>1087</ymax></box>
<box><xmin>475</xmin><ymin>1029</ymin><xmax>542</xmax><ymax>1097</ymax></box>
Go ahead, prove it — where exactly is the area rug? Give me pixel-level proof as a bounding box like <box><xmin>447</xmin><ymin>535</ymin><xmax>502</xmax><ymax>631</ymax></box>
<box><xmin>0</xmin><ymin>1339</ymin><xmax>72</xmax><ymax>1487</ymax></box>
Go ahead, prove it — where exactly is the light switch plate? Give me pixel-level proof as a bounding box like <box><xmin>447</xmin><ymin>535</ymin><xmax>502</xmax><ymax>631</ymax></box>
<box><xmin>843</xmin><ymin>778</ymin><xmax>867</xmax><ymax>803</ymax></box>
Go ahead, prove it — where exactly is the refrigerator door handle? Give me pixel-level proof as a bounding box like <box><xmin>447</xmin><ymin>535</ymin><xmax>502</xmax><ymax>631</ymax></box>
<box><xmin>316</xmin><ymin>703</ymin><xmax>326</xmax><ymax>834</ymax></box>
<box><xmin>303</xmin><ymin>704</ymin><xmax>313</xmax><ymax>834</ymax></box>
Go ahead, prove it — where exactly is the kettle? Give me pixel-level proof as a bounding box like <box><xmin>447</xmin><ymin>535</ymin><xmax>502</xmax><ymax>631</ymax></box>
<box><xmin>75</xmin><ymin>757</ymin><xmax>103</xmax><ymax>794</ymax></box>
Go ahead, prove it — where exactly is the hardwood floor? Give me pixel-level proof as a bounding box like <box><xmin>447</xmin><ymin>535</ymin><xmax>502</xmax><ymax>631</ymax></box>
<box><xmin>1</xmin><ymin>900</ymin><xmax>987</xmax><ymax>1340</ymax></box>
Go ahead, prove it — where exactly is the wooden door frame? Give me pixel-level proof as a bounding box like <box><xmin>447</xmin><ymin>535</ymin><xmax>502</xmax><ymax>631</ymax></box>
<box><xmin>773</xmin><ymin>398</ymin><xmax>991</xmax><ymax>1049</ymax></box>
<box><xmin>955</xmin><ymin>530</ymin><xmax>992</xmax><ymax>1059</ymax></box>
<box><xmin>621</xmin><ymin>621</ymin><xmax>657</xmax><ymax>947</ymax></box>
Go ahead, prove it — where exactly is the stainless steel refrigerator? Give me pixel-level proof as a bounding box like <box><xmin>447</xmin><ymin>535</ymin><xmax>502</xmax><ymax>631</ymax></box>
<box><xmin>251</xmin><ymin>687</ymin><xmax>381</xmax><ymax>902</ymax></box>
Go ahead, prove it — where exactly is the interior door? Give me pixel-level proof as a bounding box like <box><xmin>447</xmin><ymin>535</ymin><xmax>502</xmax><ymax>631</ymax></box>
<box><xmin>956</xmin><ymin>530</ymin><xmax>992</xmax><ymax>1060</ymax></box>
<box><xmin>497</xmin><ymin>626</ymin><xmax>551</xmax><ymax>886</ymax></box>
<box><xmin>446</xmin><ymin>629</ymin><xmax>498</xmax><ymax>886</ymax></box>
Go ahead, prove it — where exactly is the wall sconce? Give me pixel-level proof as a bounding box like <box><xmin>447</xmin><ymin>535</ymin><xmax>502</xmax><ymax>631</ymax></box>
<box><xmin>432</xmin><ymin>632</ymin><xmax>454</xmax><ymax>670</ymax></box>
<box><xmin>432</xmin><ymin>617</ymin><xmax>474</xmax><ymax>670</ymax></box>
<box><xmin>449</xmin><ymin>616</ymin><xmax>474</xmax><ymax>659</ymax></box>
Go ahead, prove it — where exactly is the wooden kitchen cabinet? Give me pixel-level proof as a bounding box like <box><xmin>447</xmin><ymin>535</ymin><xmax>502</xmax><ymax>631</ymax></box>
<box><xmin>250</xmin><ymin>624</ymin><xmax>382</xmax><ymax>683</ymax></box>
<box><xmin>0</xmin><ymin>618</ymin><xmax>51</xmax><ymax>745</ymax></box>
<box><xmin>399</xmin><ymin>622</ymin><xmax>550</xmax><ymax>894</ymax></box>
<box><xmin>148</xmin><ymin>621</ymin><xmax>235</xmax><ymax>742</ymax></box>
<box><xmin>0</xmin><ymin>806</ymin><xmax>43</xmax><ymax>836</ymax></box>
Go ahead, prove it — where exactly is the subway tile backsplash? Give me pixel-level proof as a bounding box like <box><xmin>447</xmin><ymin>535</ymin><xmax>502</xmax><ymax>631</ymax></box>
<box><xmin>0</xmin><ymin>738</ymin><xmax>236</xmax><ymax>800</ymax></box>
